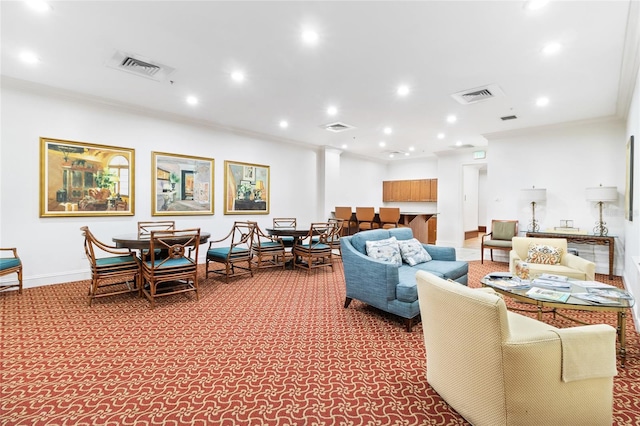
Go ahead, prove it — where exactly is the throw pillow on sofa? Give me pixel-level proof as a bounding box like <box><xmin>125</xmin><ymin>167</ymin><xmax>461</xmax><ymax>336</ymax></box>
<box><xmin>526</xmin><ymin>243</ymin><xmax>563</xmax><ymax>265</ymax></box>
<box><xmin>397</xmin><ymin>238</ymin><xmax>432</xmax><ymax>266</ymax></box>
<box><xmin>365</xmin><ymin>237</ymin><xmax>402</xmax><ymax>266</ymax></box>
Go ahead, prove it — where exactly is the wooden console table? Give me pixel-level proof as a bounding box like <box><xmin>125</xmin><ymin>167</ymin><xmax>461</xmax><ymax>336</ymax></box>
<box><xmin>525</xmin><ymin>232</ymin><xmax>615</xmax><ymax>279</ymax></box>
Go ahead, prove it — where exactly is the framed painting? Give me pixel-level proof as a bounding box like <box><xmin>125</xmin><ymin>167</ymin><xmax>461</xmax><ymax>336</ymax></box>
<box><xmin>224</xmin><ymin>160</ymin><xmax>270</xmax><ymax>214</ymax></box>
<box><xmin>152</xmin><ymin>152</ymin><xmax>214</xmax><ymax>216</ymax></box>
<box><xmin>40</xmin><ymin>137</ymin><xmax>135</xmax><ymax>217</ymax></box>
<box><xmin>625</xmin><ymin>135</ymin><xmax>634</xmax><ymax>221</ymax></box>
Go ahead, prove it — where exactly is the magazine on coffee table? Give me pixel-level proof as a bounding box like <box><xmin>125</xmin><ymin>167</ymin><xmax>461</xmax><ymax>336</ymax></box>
<box><xmin>588</xmin><ymin>287</ymin><xmax>633</xmax><ymax>300</ymax></box>
<box><xmin>572</xmin><ymin>293</ymin><xmax>623</xmax><ymax>305</ymax></box>
<box><xmin>525</xmin><ymin>286</ymin><xmax>571</xmax><ymax>303</ymax></box>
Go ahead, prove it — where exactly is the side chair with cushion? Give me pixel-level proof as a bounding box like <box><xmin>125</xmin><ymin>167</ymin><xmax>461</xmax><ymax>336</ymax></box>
<box><xmin>334</xmin><ymin>206</ymin><xmax>357</xmax><ymax>236</ymax></box>
<box><xmin>356</xmin><ymin>207</ymin><xmax>378</xmax><ymax>232</ymax></box>
<box><xmin>138</xmin><ymin>220</ymin><xmax>176</xmax><ymax>257</ymax></box>
<box><xmin>81</xmin><ymin>226</ymin><xmax>140</xmax><ymax>306</ymax></box>
<box><xmin>510</xmin><ymin>236</ymin><xmax>596</xmax><ymax>281</ymax></box>
<box><xmin>378</xmin><ymin>207</ymin><xmax>401</xmax><ymax>229</ymax></box>
<box><xmin>416</xmin><ymin>270</ymin><xmax>616</xmax><ymax>426</ymax></box>
<box><xmin>0</xmin><ymin>247</ymin><xmax>22</xmax><ymax>294</ymax></box>
<box><xmin>206</xmin><ymin>221</ymin><xmax>256</xmax><ymax>282</ymax></box>
<box><xmin>327</xmin><ymin>218</ymin><xmax>344</xmax><ymax>257</ymax></box>
<box><xmin>292</xmin><ymin>222</ymin><xmax>337</xmax><ymax>274</ymax></box>
<box><xmin>272</xmin><ymin>217</ymin><xmax>297</xmax><ymax>248</ymax></box>
<box><xmin>251</xmin><ymin>221</ymin><xmax>286</xmax><ymax>270</ymax></box>
<box><xmin>140</xmin><ymin>228</ymin><xmax>201</xmax><ymax>309</ymax></box>
<box><xmin>481</xmin><ymin>219</ymin><xmax>518</xmax><ymax>264</ymax></box>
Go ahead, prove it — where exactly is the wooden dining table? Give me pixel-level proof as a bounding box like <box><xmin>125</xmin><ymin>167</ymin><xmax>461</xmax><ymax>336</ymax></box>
<box><xmin>112</xmin><ymin>232</ymin><xmax>211</xmax><ymax>250</ymax></box>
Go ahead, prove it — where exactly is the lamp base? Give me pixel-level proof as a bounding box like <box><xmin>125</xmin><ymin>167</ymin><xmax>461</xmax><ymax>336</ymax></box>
<box><xmin>593</xmin><ymin>221</ymin><xmax>608</xmax><ymax>236</ymax></box>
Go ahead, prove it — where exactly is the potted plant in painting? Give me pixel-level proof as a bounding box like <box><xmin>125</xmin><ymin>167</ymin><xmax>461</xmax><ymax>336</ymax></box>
<box><xmin>170</xmin><ymin>172</ymin><xmax>180</xmax><ymax>191</ymax></box>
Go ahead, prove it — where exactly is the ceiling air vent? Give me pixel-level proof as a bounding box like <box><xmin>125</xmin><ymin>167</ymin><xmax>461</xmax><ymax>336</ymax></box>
<box><xmin>322</xmin><ymin>122</ymin><xmax>355</xmax><ymax>133</ymax></box>
<box><xmin>106</xmin><ymin>50</ymin><xmax>175</xmax><ymax>82</ymax></box>
<box><xmin>449</xmin><ymin>144</ymin><xmax>475</xmax><ymax>149</ymax></box>
<box><xmin>451</xmin><ymin>84</ymin><xmax>504</xmax><ymax>105</ymax></box>
<box><xmin>501</xmin><ymin>115</ymin><xmax>518</xmax><ymax>121</ymax></box>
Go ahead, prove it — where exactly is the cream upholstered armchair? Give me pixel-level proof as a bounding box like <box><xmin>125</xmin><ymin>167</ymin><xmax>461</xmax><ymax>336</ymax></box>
<box><xmin>510</xmin><ymin>237</ymin><xmax>595</xmax><ymax>281</ymax></box>
<box><xmin>416</xmin><ymin>270</ymin><xmax>616</xmax><ymax>426</ymax></box>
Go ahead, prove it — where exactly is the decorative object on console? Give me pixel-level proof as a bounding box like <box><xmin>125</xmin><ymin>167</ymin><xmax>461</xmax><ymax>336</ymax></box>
<box><xmin>585</xmin><ymin>185</ymin><xmax>617</xmax><ymax>236</ymax></box>
<box><xmin>520</xmin><ymin>186</ymin><xmax>546</xmax><ymax>232</ymax></box>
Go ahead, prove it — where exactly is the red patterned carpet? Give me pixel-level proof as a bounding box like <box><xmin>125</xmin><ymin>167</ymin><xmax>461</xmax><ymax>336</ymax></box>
<box><xmin>1</xmin><ymin>261</ymin><xmax>638</xmax><ymax>425</ymax></box>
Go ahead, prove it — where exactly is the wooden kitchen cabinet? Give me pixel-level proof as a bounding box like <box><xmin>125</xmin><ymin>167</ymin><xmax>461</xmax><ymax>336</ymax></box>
<box><xmin>383</xmin><ymin>179</ymin><xmax>437</xmax><ymax>202</ymax></box>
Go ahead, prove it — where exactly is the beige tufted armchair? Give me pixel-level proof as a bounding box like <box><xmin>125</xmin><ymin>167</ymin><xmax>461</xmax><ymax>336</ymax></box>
<box><xmin>510</xmin><ymin>237</ymin><xmax>596</xmax><ymax>281</ymax></box>
<box><xmin>416</xmin><ymin>270</ymin><xmax>616</xmax><ymax>426</ymax></box>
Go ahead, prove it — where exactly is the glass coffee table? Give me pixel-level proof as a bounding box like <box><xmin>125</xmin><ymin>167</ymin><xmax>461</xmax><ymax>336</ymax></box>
<box><xmin>481</xmin><ymin>272</ymin><xmax>635</xmax><ymax>367</ymax></box>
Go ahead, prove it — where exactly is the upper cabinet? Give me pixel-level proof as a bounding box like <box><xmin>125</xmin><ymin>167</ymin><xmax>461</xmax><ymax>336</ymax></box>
<box><xmin>383</xmin><ymin>179</ymin><xmax>437</xmax><ymax>202</ymax></box>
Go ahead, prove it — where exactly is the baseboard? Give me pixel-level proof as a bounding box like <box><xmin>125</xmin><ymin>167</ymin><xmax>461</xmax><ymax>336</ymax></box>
<box><xmin>478</xmin><ymin>226</ymin><xmax>487</xmax><ymax>233</ymax></box>
<box><xmin>464</xmin><ymin>230</ymin><xmax>479</xmax><ymax>239</ymax></box>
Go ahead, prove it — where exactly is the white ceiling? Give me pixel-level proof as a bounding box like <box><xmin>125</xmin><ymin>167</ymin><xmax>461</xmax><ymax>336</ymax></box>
<box><xmin>1</xmin><ymin>1</ymin><xmax>638</xmax><ymax>161</ymax></box>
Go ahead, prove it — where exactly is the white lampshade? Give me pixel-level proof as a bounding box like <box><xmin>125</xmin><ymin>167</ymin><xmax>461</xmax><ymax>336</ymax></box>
<box><xmin>586</xmin><ymin>186</ymin><xmax>617</xmax><ymax>202</ymax></box>
<box><xmin>521</xmin><ymin>188</ymin><xmax>547</xmax><ymax>202</ymax></box>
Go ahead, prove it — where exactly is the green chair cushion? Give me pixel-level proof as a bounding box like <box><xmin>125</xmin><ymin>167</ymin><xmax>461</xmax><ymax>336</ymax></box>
<box><xmin>492</xmin><ymin>222</ymin><xmax>516</xmax><ymax>241</ymax></box>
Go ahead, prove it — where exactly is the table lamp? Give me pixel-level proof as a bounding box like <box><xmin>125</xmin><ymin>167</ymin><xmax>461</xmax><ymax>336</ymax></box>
<box><xmin>254</xmin><ymin>180</ymin><xmax>265</xmax><ymax>201</ymax></box>
<box><xmin>585</xmin><ymin>185</ymin><xmax>617</xmax><ymax>236</ymax></box>
<box><xmin>521</xmin><ymin>187</ymin><xmax>546</xmax><ymax>232</ymax></box>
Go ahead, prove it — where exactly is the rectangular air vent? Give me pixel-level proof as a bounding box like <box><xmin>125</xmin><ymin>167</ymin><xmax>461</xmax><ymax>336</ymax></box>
<box><xmin>451</xmin><ymin>84</ymin><xmax>504</xmax><ymax>105</ymax></box>
<box><xmin>106</xmin><ymin>50</ymin><xmax>175</xmax><ymax>82</ymax></box>
<box><xmin>501</xmin><ymin>115</ymin><xmax>518</xmax><ymax>121</ymax></box>
<box><xmin>322</xmin><ymin>122</ymin><xmax>356</xmax><ymax>133</ymax></box>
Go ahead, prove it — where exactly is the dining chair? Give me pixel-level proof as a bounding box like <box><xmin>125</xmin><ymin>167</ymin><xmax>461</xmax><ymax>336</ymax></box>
<box><xmin>292</xmin><ymin>222</ymin><xmax>337</xmax><ymax>274</ymax></box>
<box><xmin>80</xmin><ymin>226</ymin><xmax>141</xmax><ymax>306</ymax></box>
<box><xmin>206</xmin><ymin>221</ymin><xmax>256</xmax><ymax>282</ymax></box>
<box><xmin>481</xmin><ymin>220</ymin><xmax>518</xmax><ymax>264</ymax></box>
<box><xmin>334</xmin><ymin>207</ymin><xmax>356</xmax><ymax>236</ymax></box>
<box><xmin>355</xmin><ymin>207</ymin><xmax>378</xmax><ymax>231</ymax></box>
<box><xmin>140</xmin><ymin>228</ymin><xmax>201</xmax><ymax>309</ymax></box>
<box><xmin>138</xmin><ymin>220</ymin><xmax>176</xmax><ymax>257</ymax></box>
<box><xmin>378</xmin><ymin>207</ymin><xmax>401</xmax><ymax>229</ymax></box>
<box><xmin>327</xmin><ymin>218</ymin><xmax>344</xmax><ymax>257</ymax></box>
<box><xmin>0</xmin><ymin>247</ymin><xmax>23</xmax><ymax>294</ymax></box>
<box><xmin>272</xmin><ymin>217</ymin><xmax>297</xmax><ymax>248</ymax></box>
<box><xmin>250</xmin><ymin>222</ymin><xmax>287</xmax><ymax>270</ymax></box>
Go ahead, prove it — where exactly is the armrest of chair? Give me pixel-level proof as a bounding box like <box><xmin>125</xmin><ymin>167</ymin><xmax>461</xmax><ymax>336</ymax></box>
<box><xmin>563</xmin><ymin>253</ymin><xmax>596</xmax><ymax>281</ymax></box>
<box><xmin>341</xmin><ymin>238</ymin><xmax>400</xmax><ymax>301</ymax></box>
<box><xmin>0</xmin><ymin>247</ymin><xmax>19</xmax><ymax>258</ymax></box>
<box><xmin>481</xmin><ymin>232</ymin><xmax>493</xmax><ymax>243</ymax></box>
<box><xmin>508</xmin><ymin>250</ymin><xmax>522</xmax><ymax>274</ymax></box>
<box><xmin>423</xmin><ymin>244</ymin><xmax>456</xmax><ymax>261</ymax></box>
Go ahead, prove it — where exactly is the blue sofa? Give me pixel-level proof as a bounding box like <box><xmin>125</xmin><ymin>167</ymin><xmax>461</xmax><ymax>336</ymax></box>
<box><xmin>340</xmin><ymin>228</ymin><xmax>468</xmax><ymax>331</ymax></box>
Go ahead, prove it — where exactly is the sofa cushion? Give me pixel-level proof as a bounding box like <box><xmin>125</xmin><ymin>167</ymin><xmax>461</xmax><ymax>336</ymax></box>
<box><xmin>398</xmin><ymin>238</ymin><xmax>432</xmax><ymax>266</ymax></box>
<box><xmin>413</xmin><ymin>260</ymin><xmax>469</xmax><ymax>282</ymax></box>
<box><xmin>388</xmin><ymin>227</ymin><xmax>414</xmax><ymax>241</ymax></box>
<box><xmin>350</xmin><ymin>229</ymin><xmax>392</xmax><ymax>254</ymax></box>
<box><xmin>365</xmin><ymin>237</ymin><xmax>402</xmax><ymax>266</ymax></box>
<box><xmin>527</xmin><ymin>243</ymin><xmax>563</xmax><ymax>265</ymax></box>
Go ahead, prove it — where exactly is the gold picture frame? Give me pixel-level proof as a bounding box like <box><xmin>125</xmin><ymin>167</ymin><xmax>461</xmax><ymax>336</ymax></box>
<box><xmin>224</xmin><ymin>160</ymin><xmax>270</xmax><ymax>214</ymax></box>
<box><xmin>152</xmin><ymin>152</ymin><xmax>214</xmax><ymax>216</ymax></box>
<box><xmin>40</xmin><ymin>137</ymin><xmax>135</xmax><ymax>217</ymax></box>
<box><xmin>625</xmin><ymin>135</ymin><xmax>634</xmax><ymax>221</ymax></box>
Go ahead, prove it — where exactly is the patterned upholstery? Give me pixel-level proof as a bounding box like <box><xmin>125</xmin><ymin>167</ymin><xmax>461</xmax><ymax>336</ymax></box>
<box><xmin>416</xmin><ymin>271</ymin><xmax>616</xmax><ymax>426</ymax></box>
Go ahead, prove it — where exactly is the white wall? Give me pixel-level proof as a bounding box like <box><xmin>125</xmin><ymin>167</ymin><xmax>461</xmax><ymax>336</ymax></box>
<box><xmin>0</xmin><ymin>80</ymin><xmax>322</xmax><ymax>287</ymax></box>
<box><xmin>485</xmin><ymin>119</ymin><xmax>627</xmax><ymax>273</ymax></box>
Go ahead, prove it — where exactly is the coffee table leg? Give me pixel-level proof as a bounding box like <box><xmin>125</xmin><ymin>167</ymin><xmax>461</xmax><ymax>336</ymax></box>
<box><xmin>537</xmin><ymin>305</ymin><xmax>543</xmax><ymax>321</ymax></box>
<box><xmin>618</xmin><ymin>311</ymin><xmax>626</xmax><ymax>368</ymax></box>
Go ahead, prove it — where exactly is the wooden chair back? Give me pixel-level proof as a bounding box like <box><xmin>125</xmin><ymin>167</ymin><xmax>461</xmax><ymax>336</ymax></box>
<box><xmin>250</xmin><ymin>221</ymin><xmax>286</xmax><ymax>270</ymax></box>
<box><xmin>137</xmin><ymin>220</ymin><xmax>176</xmax><ymax>237</ymax></box>
<box><xmin>293</xmin><ymin>222</ymin><xmax>337</xmax><ymax>273</ymax></box>
<box><xmin>356</xmin><ymin>207</ymin><xmax>377</xmax><ymax>231</ymax></box>
<box><xmin>379</xmin><ymin>207</ymin><xmax>401</xmax><ymax>229</ymax></box>
<box><xmin>334</xmin><ymin>207</ymin><xmax>355</xmax><ymax>235</ymax></box>
<box><xmin>273</xmin><ymin>217</ymin><xmax>297</xmax><ymax>230</ymax></box>
<box><xmin>206</xmin><ymin>221</ymin><xmax>256</xmax><ymax>281</ymax></box>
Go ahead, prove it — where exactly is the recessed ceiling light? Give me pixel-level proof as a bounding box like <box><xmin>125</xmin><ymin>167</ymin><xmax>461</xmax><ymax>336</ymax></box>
<box><xmin>186</xmin><ymin>96</ymin><xmax>198</xmax><ymax>105</ymax></box>
<box><xmin>19</xmin><ymin>51</ymin><xmax>39</xmax><ymax>64</ymax></box>
<box><xmin>524</xmin><ymin>0</ymin><xmax>549</xmax><ymax>11</ymax></box>
<box><xmin>24</xmin><ymin>0</ymin><xmax>52</xmax><ymax>12</ymax></box>
<box><xmin>404</xmin><ymin>152</ymin><xmax>410</xmax><ymax>156</ymax></box>
<box><xmin>455</xmin><ymin>140</ymin><xmax>463</xmax><ymax>146</ymax></box>
<box><xmin>383</xmin><ymin>127</ymin><xmax>393</xmax><ymax>135</ymax></box>
<box><xmin>389</xmin><ymin>153</ymin><xmax>395</xmax><ymax>158</ymax></box>
<box><xmin>536</xmin><ymin>97</ymin><xmax>550</xmax><ymax>107</ymax></box>
<box><xmin>446</xmin><ymin>115</ymin><xmax>457</xmax><ymax>123</ymax></box>
<box><xmin>327</xmin><ymin>106</ymin><xmax>338</xmax><ymax>116</ymax></box>
<box><xmin>542</xmin><ymin>42</ymin><xmax>562</xmax><ymax>55</ymax></box>
<box><xmin>231</xmin><ymin>71</ymin><xmax>245</xmax><ymax>82</ymax></box>
<box><xmin>341</xmin><ymin>144</ymin><xmax>348</xmax><ymax>149</ymax></box>
<box><xmin>437</xmin><ymin>133</ymin><xmax>445</xmax><ymax>139</ymax></box>
<box><xmin>379</xmin><ymin>141</ymin><xmax>386</xmax><ymax>147</ymax></box>
<box><xmin>397</xmin><ymin>85</ymin><xmax>410</xmax><ymax>96</ymax></box>
<box><xmin>302</xmin><ymin>30</ymin><xmax>319</xmax><ymax>45</ymax></box>
<box><xmin>279</xmin><ymin>120</ymin><xmax>289</xmax><ymax>128</ymax></box>
<box><xmin>409</xmin><ymin>146</ymin><xmax>415</xmax><ymax>152</ymax></box>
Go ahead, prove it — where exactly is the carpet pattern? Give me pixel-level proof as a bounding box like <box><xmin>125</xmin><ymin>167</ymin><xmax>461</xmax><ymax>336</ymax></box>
<box><xmin>1</xmin><ymin>261</ymin><xmax>638</xmax><ymax>425</ymax></box>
